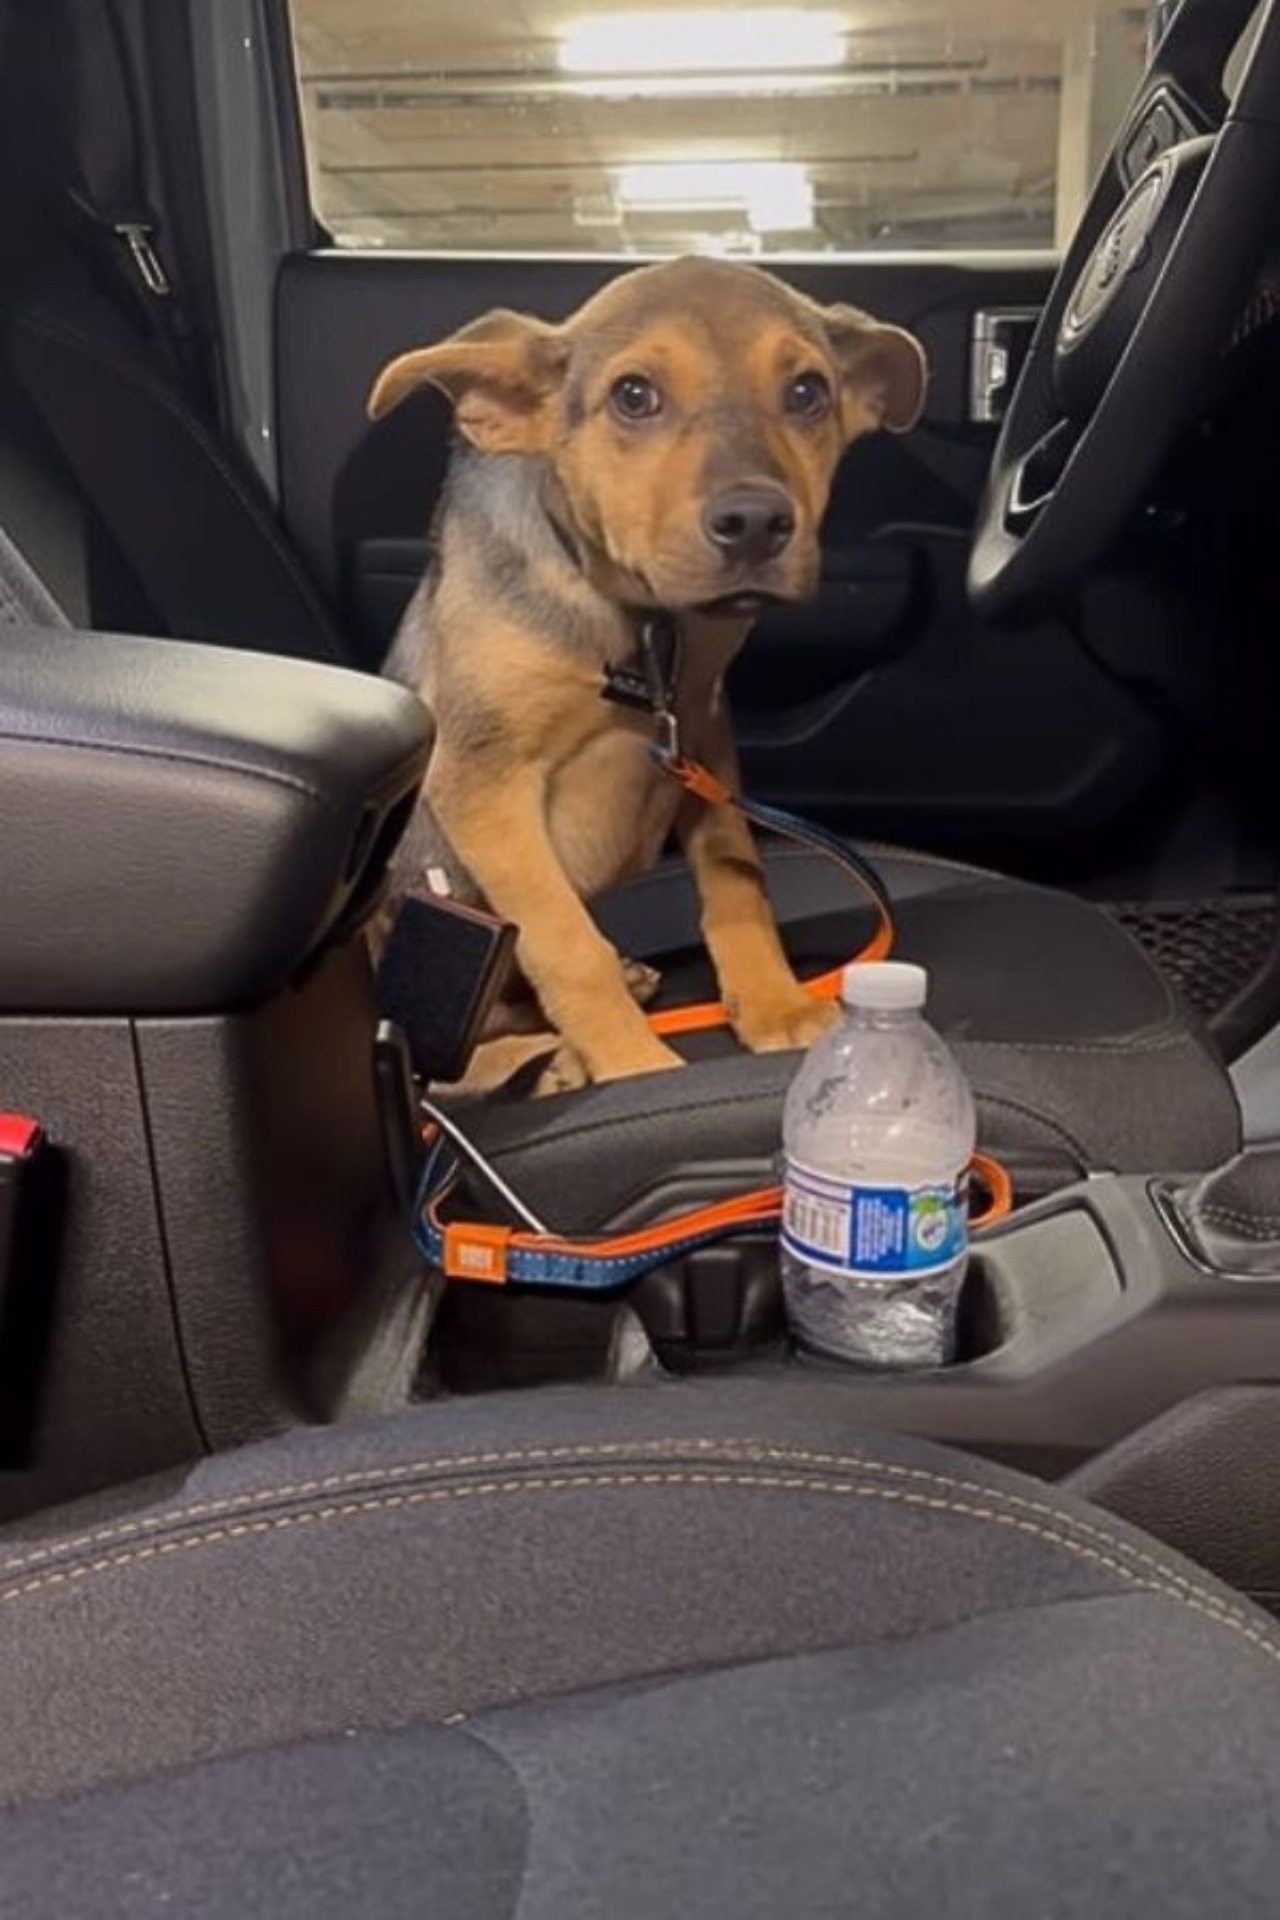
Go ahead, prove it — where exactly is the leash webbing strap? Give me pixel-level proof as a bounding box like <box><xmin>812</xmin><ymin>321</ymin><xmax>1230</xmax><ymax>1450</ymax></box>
<box><xmin>645</xmin><ymin>747</ymin><xmax>895</xmax><ymax>1038</ymax></box>
<box><xmin>414</xmin><ymin>1128</ymin><xmax>1014</xmax><ymax>1292</ymax></box>
<box><xmin>411</xmin><ymin>746</ymin><xmax>1014</xmax><ymax>1293</ymax></box>
<box><xmin>416</xmin><ymin>629</ymin><xmax>1008</xmax><ymax>1293</ymax></box>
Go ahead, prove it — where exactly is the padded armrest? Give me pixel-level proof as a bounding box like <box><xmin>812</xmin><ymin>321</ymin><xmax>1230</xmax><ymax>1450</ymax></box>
<box><xmin>0</xmin><ymin>626</ymin><xmax>431</xmax><ymax>1012</ymax></box>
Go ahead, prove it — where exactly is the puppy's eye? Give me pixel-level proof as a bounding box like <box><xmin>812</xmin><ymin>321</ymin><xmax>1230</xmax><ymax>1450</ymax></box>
<box><xmin>609</xmin><ymin>374</ymin><xmax>663</xmax><ymax>422</ymax></box>
<box><xmin>785</xmin><ymin>372</ymin><xmax>833</xmax><ymax>420</ymax></box>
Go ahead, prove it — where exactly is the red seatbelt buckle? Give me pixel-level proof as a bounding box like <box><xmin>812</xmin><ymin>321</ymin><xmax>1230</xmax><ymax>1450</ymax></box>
<box><xmin>0</xmin><ymin>1113</ymin><xmax>65</xmax><ymax>1464</ymax></box>
<box><xmin>0</xmin><ymin>1117</ymin><xmax>51</xmax><ymax>1280</ymax></box>
<box><xmin>657</xmin><ymin>753</ymin><xmax>733</xmax><ymax>807</ymax></box>
<box><xmin>0</xmin><ymin>1114</ymin><xmax>40</xmax><ymax>1162</ymax></box>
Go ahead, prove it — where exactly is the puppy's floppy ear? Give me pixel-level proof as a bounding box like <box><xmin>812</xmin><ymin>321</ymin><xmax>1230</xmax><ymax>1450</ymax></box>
<box><xmin>817</xmin><ymin>304</ymin><xmax>928</xmax><ymax>437</ymax></box>
<box><xmin>366</xmin><ymin>309</ymin><xmax>569</xmax><ymax>454</ymax></box>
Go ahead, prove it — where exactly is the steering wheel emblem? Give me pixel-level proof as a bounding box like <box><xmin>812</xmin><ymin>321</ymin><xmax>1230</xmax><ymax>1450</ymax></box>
<box><xmin>1096</xmin><ymin>222</ymin><xmax>1128</xmax><ymax>291</ymax></box>
<box><xmin>1063</xmin><ymin>170</ymin><xmax>1167</xmax><ymax>342</ymax></box>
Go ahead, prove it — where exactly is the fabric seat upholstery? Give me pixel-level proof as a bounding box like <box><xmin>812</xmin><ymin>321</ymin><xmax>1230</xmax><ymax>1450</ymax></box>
<box><xmin>1</xmin><ymin>1378</ymin><xmax>1279</xmax><ymax>1915</ymax></box>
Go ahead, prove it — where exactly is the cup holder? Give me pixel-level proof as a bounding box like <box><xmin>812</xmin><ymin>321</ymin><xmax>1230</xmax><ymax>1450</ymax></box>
<box><xmin>633</xmin><ymin>1239</ymin><xmax>786</xmax><ymax>1372</ymax></box>
<box><xmin>421</xmin><ymin>1287</ymin><xmax>655</xmax><ymax>1395</ymax></box>
<box><xmin>637</xmin><ymin>1243</ymin><xmax>1010</xmax><ymax>1375</ymax></box>
<box><xmin>953</xmin><ymin>1256</ymin><xmax>1008</xmax><ymax>1366</ymax></box>
<box><xmin>420</xmin><ymin>1243</ymin><xmax>1011</xmax><ymax>1397</ymax></box>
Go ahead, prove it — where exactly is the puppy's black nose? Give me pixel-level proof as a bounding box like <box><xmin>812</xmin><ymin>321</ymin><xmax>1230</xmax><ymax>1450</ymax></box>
<box><xmin>702</xmin><ymin>485</ymin><xmax>796</xmax><ymax>565</ymax></box>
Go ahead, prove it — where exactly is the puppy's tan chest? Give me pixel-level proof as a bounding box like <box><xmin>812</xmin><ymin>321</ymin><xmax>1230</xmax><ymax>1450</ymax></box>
<box><xmin>546</xmin><ymin>720</ymin><xmax>683</xmax><ymax>898</ymax></box>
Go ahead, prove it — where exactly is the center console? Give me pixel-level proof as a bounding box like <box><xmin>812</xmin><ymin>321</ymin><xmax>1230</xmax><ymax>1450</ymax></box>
<box><xmin>4</xmin><ymin>619</ymin><xmax>1280</xmax><ymax>1612</ymax></box>
<box><xmin>429</xmin><ymin>1150</ymin><xmax>1280</xmax><ymax>1604</ymax></box>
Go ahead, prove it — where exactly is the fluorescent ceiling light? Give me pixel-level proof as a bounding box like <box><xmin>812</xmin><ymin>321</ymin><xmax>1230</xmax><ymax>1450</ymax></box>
<box><xmin>563</xmin><ymin>72</ymin><xmax>853</xmax><ymax>100</ymax></box>
<box><xmin>560</xmin><ymin>10</ymin><xmax>845</xmax><ymax>75</ymax></box>
<box><xmin>614</xmin><ymin>162</ymin><xmax>814</xmax><ymax>232</ymax></box>
<box><xmin>563</xmin><ymin>73</ymin><xmax>812</xmax><ymax>98</ymax></box>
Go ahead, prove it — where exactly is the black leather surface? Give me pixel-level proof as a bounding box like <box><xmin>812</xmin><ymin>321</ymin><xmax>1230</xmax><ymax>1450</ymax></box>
<box><xmin>600</xmin><ymin>843</ymin><xmax>1179</xmax><ymax>1044</ymax></box>
<box><xmin>453</xmin><ymin>844</ymin><xmax>1242</xmax><ymax>1222</ymax></box>
<box><xmin>0</xmin><ymin>625</ymin><xmax>430</xmax><ymax>1010</ymax></box>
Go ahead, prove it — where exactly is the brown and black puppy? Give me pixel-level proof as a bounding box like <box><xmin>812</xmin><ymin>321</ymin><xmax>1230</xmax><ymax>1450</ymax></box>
<box><xmin>369</xmin><ymin>256</ymin><xmax>925</xmax><ymax>1094</ymax></box>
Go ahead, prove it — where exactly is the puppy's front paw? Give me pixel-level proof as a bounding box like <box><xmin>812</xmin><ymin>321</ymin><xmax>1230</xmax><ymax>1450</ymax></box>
<box><xmin>535</xmin><ymin>1032</ymin><xmax>682</xmax><ymax>1093</ymax></box>
<box><xmin>621</xmin><ymin>957</ymin><xmax>663</xmax><ymax>1008</ymax></box>
<box><xmin>734</xmin><ymin>992</ymin><xmax>839</xmax><ymax>1055</ymax></box>
<box><xmin>532</xmin><ymin>1044</ymin><xmax>590</xmax><ymax>1098</ymax></box>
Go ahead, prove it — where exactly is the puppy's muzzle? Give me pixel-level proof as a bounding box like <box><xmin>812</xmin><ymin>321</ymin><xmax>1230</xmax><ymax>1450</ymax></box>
<box><xmin>701</xmin><ymin>483</ymin><xmax>796</xmax><ymax>568</ymax></box>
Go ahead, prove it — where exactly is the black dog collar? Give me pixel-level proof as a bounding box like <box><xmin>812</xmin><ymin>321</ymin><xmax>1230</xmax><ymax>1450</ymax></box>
<box><xmin>601</xmin><ymin>612</ymin><xmax>684</xmax><ymax>756</ymax></box>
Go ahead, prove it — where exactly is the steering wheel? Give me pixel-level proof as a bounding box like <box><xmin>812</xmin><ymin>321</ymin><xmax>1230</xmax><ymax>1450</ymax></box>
<box><xmin>969</xmin><ymin>0</ymin><xmax>1280</xmax><ymax>620</ymax></box>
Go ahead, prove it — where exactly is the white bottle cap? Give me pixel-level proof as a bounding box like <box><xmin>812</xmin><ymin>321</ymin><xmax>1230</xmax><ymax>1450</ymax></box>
<box><xmin>840</xmin><ymin>961</ymin><xmax>928</xmax><ymax>1012</ymax></box>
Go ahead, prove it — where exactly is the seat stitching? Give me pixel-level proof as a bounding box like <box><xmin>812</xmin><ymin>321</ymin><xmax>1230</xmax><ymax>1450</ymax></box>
<box><xmin>482</xmin><ymin>1089</ymin><xmax>795</xmax><ymax>1157</ymax></box>
<box><xmin>608</xmin><ymin>848</ymin><xmax>1178</xmax><ymax>1024</ymax></box>
<box><xmin>481</xmin><ymin>1078</ymin><xmax>1105</xmax><ymax>1166</ymax></box>
<box><xmin>2</xmin><ymin>730</ymin><xmax>332</xmax><ymax>808</ymax></box>
<box><xmin>0</xmin><ymin>1443</ymin><xmax>1241</xmax><ymax>1617</ymax></box>
<box><xmin>479</xmin><ymin>1053</ymin><xmax>1171</xmax><ymax>1164</ymax></box>
<box><xmin>0</xmin><ymin>1443</ymin><xmax>1260</xmax><ymax>1631</ymax></box>
<box><xmin>962</xmin><ymin>1026</ymin><xmax>1188</xmax><ymax>1058</ymax></box>
<box><xmin>3</xmin><ymin>723</ymin><xmax>425</xmax><ymax>822</ymax></box>
<box><xmin>2</xmin><ymin>1472</ymin><xmax>1275</xmax><ymax>1665</ymax></box>
<box><xmin>856</xmin><ymin>843</ymin><xmax>999</xmax><ymax>879</ymax></box>
<box><xmin>975</xmin><ymin>1092</ymin><xmax>1092</xmax><ymax>1163</ymax></box>
<box><xmin>613</xmin><ymin>844</ymin><xmax>999</xmax><ymax>888</ymax></box>
<box><xmin>1194</xmin><ymin>1206</ymin><xmax>1280</xmax><ymax>1236</ymax></box>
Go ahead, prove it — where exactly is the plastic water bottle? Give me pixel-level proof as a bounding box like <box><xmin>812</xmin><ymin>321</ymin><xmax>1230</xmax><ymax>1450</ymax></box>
<box><xmin>780</xmin><ymin>962</ymin><xmax>976</xmax><ymax>1370</ymax></box>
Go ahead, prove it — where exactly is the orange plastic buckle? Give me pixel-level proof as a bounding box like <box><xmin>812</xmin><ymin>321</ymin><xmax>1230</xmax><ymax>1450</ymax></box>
<box><xmin>668</xmin><ymin>756</ymin><xmax>733</xmax><ymax>807</ymax></box>
<box><xmin>442</xmin><ymin>1220</ymin><xmax>513</xmax><ymax>1285</ymax></box>
<box><xmin>969</xmin><ymin>1151</ymin><xmax>1014</xmax><ymax>1230</ymax></box>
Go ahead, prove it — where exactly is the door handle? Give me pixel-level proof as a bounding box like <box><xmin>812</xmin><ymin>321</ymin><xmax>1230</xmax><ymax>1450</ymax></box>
<box><xmin>969</xmin><ymin>308</ymin><xmax>1040</xmax><ymax>423</ymax></box>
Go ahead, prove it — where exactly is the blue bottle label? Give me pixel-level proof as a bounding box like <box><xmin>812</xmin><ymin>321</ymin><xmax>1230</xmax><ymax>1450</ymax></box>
<box><xmin>781</xmin><ymin>1160</ymin><xmax>968</xmax><ymax>1279</ymax></box>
